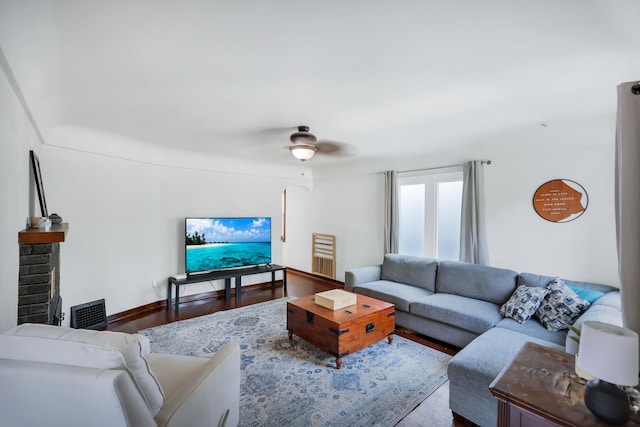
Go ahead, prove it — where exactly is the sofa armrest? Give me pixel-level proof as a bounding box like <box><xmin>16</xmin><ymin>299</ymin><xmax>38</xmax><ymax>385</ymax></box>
<box><xmin>0</xmin><ymin>359</ymin><xmax>156</xmax><ymax>427</ymax></box>
<box><xmin>150</xmin><ymin>342</ymin><xmax>240</xmax><ymax>427</ymax></box>
<box><xmin>345</xmin><ymin>265</ymin><xmax>382</xmax><ymax>291</ymax></box>
<box><xmin>565</xmin><ymin>303</ymin><xmax>623</xmax><ymax>354</ymax></box>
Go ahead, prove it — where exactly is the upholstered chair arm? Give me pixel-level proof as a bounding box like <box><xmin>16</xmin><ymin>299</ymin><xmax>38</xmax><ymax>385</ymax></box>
<box><xmin>149</xmin><ymin>342</ymin><xmax>240</xmax><ymax>427</ymax></box>
<box><xmin>0</xmin><ymin>359</ymin><xmax>156</xmax><ymax>427</ymax></box>
<box><xmin>344</xmin><ymin>265</ymin><xmax>382</xmax><ymax>291</ymax></box>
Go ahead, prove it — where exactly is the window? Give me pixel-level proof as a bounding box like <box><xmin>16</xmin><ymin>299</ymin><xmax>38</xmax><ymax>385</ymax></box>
<box><xmin>398</xmin><ymin>168</ymin><xmax>463</xmax><ymax>260</ymax></box>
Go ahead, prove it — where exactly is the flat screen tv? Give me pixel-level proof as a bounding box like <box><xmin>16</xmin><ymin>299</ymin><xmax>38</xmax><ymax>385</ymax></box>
<box><xmin>185</xmin><ymin>217</ymin><xmax>271</xmax><ymax>275</ymax></box>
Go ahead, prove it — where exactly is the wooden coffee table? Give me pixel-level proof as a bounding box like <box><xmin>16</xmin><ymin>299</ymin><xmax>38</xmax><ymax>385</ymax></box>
<box><xmin>286</xmin><ymin>292</ymin><xmax>395</xmax><ymax>369</ymax></box>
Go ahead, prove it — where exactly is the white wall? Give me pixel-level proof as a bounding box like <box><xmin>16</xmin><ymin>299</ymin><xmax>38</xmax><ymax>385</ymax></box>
<box><xmin>2</xmin><ymin>88</ymin><xmax>620</xmax><ymax>335</ymax></box>
<box><xmin>0</xmin><ymin>90</ymin><xmax>316</xmax><ymax>331</ymax></box>
<box><xmin>1</xmin><ymin>121</ymin><xmax>620</xmax><ymax>333</ymax></box>
<box><xmin>307</xmin><ymin>141</ymin><xmax>619</xmax><ymax>287</ymax></box>
<box><xmin>309</xmin><ymin>174</ymin><xmax>385</xmax><ymax>280</ymax></box>
<box><xmin>283</xmin><ymin>175</ymin><xmax>384</xmax><ymax>280</ymax></box>
<box><xmin>1</xmin><ymin>59</ymin><xmax>313</xmax><ymax>330</ymax></box>
<box><xmin>485</xmin><ymin>144</ymin><xmax>617</xmax><ymax>284</ymax></box>
<box><xmin>40</xmin><ymin>145</ymin><xmax>311</xmax><ymax>324</ymax></box>
<box><xmin>281</xmin><ymin>185</ymin><xmax>312</xmax><ymax>271</ymax></box>
<box><xmin>0</xmin><ymin>67</ymin><xmax>40</xmax><ymax>332</ymax></box>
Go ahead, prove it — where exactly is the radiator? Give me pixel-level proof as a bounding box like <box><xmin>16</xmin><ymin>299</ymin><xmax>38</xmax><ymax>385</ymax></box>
<box><xmin>312</xmin><ymin>233</ymin><xmax>336</xmax><ymax>279</ymax></box>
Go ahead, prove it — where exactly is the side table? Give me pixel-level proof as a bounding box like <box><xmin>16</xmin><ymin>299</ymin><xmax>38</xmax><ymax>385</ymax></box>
<box><xmin>489</xmin><ymin>342</ymin><xmax>639</xmax><ymax>427</ymax></box>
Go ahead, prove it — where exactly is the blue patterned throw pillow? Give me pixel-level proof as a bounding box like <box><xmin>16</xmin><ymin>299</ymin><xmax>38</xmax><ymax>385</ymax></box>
<box><xmin>500</xmin><ymin>285</ymin><xmax>550</xmax><ymax>324</ymax></box>
<box><xmin>535</xmin><ymin>278</ymin><xmax>591</xmax><ymax>331</ymax></box>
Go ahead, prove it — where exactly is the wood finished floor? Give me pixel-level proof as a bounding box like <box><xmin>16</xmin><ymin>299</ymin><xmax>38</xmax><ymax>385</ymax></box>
<box><xmin>107</xmin><ymin>269</ymin><xmax>460</xmax><ymax>426</ymax></box>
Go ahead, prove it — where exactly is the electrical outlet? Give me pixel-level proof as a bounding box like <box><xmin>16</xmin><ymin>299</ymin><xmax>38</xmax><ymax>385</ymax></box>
<box><xmin>151</xmin><ymin>280</ymin><xmax>166</xmax><ymax>298</ymax></box>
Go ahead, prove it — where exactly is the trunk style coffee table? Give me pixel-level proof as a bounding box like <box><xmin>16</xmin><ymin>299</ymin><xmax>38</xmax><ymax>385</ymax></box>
<box><xmin>287</xmin><ymin>293</ymin><xmax>395</xmax><ymax>369</ymax></box>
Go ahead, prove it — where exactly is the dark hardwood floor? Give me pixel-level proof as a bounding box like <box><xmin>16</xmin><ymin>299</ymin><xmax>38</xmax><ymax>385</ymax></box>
<box><xmin>107</xmin><ymin>268</ymin><xmax>459</xmax><ymax>357</ymax></box>
<box><xmin>107</xmin><ymin>269</ymin><xmax>333</xmax><ymax>333</ymax></box>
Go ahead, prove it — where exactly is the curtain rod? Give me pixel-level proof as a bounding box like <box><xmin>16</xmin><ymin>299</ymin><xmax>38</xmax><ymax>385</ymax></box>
<box><xmin>399</xmin><ymin>160</ymin><xmax>491</xmax><ymax>174</ymax></box>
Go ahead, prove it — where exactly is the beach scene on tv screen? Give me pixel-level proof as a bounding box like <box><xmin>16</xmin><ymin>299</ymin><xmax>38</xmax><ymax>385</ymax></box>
<box><xmin>186</xmin><ymin>217</ymin><xmax>271</xmax><ymax>272</ymax></box>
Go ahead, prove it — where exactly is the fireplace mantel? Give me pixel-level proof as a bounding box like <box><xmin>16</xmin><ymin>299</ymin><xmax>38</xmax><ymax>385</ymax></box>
<box><xmin>18</xmin><ymin>223</ymin><xmax>69</xmax><ymax>244</ymax></box>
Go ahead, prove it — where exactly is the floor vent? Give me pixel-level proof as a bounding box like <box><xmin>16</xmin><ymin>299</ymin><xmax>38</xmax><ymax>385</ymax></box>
<box><xmin>70</xmin><ymin>298</ymin><xmax>107</xmax><ymax>330</ymax></box>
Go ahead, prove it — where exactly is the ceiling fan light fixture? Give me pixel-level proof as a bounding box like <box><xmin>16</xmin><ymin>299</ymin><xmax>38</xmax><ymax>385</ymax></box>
<box><xmin>290</xmin><ymin>125</ymin><xmax>317</xmax><ymax>145</ymax></box>
<box><xmin>290</xmin><ymin>133</ymin><xmax>317</xmax><ymax>145</ymax></box>
<box><xmin>289</xmin><ymin>144</ymin><xmax>318</xmax><ymax>161</ymax></box>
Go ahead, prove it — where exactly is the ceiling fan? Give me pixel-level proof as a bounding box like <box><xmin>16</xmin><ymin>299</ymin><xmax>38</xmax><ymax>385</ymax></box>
<box><xmin>288</xmin><ymin>126</ymin><xmax>350</xmax><ymax>162</ymax></box>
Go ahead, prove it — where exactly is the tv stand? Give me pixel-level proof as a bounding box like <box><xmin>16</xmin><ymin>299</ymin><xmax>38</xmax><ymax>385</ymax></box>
<box><xmin>167</xmin><ymin>264</ymin><xmax>287</xmax><ymax>312</ymax></box>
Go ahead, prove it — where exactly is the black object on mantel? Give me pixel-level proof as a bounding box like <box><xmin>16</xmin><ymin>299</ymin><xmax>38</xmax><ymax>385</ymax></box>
<box><xmin>49</xmin><ymin>213</ymin><xmax>63</xmax><ymax>224</ymax></box>
<box><xmin>584</xmin><ymin>379</ymin><xmax>631</xmax><ymax>425</ymax></box>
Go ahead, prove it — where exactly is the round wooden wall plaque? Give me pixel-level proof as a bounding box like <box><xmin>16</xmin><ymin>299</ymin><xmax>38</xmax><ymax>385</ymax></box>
<box><xmin>532</xmin><ymin>179</ymin><xmax>588</xmax><ymax>222</ymax></box>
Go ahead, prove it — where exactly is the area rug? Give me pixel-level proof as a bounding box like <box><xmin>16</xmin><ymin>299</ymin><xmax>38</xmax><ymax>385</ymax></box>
<box><xmin>139</xmin><ymin>298</ymin><xmax>451</xmax><ymax>426</ymax></box>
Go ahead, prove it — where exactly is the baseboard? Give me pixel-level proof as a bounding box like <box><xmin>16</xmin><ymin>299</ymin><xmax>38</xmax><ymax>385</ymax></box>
<box><xmin>286</xmin><ymin>267</ymin><xmax>344</xmax><ymax>288</ymax></box>
<box><xmin>452</xmin><ymin>412</ymin><xmax>477</xmax><ymax>427</ymax></box>
<box><xmin>106</xmin><ymin>281</ymin><xmax>283</xmax><ymax>325</ymax></box>
<box><xmin>106</xmin><ymin>299</ymin><xmax>167</xmax><ymax>325</ymax></box>
<box><xmin>106</xmin><ymin>268</ymin><xmax>344</xmax><ymax>325</ymax></box>
<box><xmin>395</xmin><ymin>327</ymin><xmax>460</xmax><ymax>356</ymax></box>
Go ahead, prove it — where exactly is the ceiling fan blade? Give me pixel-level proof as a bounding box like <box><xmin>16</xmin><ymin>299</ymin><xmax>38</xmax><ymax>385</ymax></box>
<box><xmin>201</xmin><ymin>126</ymin><xmax>296</xmax><ymax>143</ymax></box>
<box><xmin>249</xmin><ymin>126</ymin><xmax>298</xmax><ymax>136</ymax></box>
<box><xmin>316</xmin><ymin>140</ymin><xmax>356</xmax><ymax>157</ymax></box>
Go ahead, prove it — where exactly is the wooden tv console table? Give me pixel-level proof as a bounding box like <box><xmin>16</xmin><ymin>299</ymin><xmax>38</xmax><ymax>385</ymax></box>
<box><xmin>167</xmin><ymin>264</ymin><xmax>287</xmax><ymax>312</ymax></box>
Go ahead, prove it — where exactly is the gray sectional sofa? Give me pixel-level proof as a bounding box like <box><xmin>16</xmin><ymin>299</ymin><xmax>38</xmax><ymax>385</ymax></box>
<box><xmin>345</xmin><ymin>254</ymin><xmax>622</xmax><ymax>427</ymax></box>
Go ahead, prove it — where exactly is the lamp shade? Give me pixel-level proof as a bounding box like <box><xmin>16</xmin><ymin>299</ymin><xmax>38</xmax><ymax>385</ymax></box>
<box><xmin>289</xmin><ymin>145</ymin><xmax>317</xmax><ymax>161</ymax></box>
<box><xmin>577</xmin><ymin>321</ymin><xmax>639</xmax><ymax>386</ymax></box>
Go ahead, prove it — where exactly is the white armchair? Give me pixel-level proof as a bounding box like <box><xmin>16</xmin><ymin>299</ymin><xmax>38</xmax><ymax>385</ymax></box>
<box><xmin>0</xmin><ymin>323</ymin><xmax>239</xmax><ymax>427</ymax></box>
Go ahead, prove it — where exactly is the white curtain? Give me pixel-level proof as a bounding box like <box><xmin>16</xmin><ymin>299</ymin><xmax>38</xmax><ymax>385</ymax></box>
<box><xmin>460</xmin><ymin>160</ymin><xmax>489</xmax><ymax>265</ymax></box>
<box><xmin>615</xmin><ymin>81</ymin><xmax>640</xmax><ymax>342</ymax></box>
<box><xmin>384</xmin><ymin>170</ymin><xmax>399</xmax><ymax>254</ymax></box>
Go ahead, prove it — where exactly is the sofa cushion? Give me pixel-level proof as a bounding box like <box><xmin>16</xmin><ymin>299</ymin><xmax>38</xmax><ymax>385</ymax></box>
<box><xmin>435</xmin><ymin>260</ymin><xmax>518</xmax><ymax>305</ymax></box>
<box><xmin>409</xmin><ymin>294</ymin><xmax>502</xmax><ymax>335</ymax></box>
<box><xmin>495</xmin><ymin>317</ymin><xmax>567</xmax><ymax>346</ymax></box>
<box><xmin>517</xmin><ymin>273</ymin><xmax>557</xmax><ymax>288</ymax></box>
<box><xmin>518</xmin><ymin>272</ymin><xmax>617</xmax><ymax>294</ymax></box>
<box><xmin>353</xmin><ymin>280</ymin><xmax>433</xmax><ymax>311</ymax></box>
<box><xmin>592</xmin><ymin>290</ymin><xmax>622</xmax><ymax>310</ymax></box>
<box><xmin>565</xmin><ymin>299</ymin><xmax>623</xmax><ymax>354</ymax></box>
<box><xmin>500</xmin><ymin>285</ymin><xmax>549</xmax><ymax>324</ymax></box>
<box><xmin>567</xmin><ymin>285</ymin><xmax>604</xmax><ymax>304</ymax></box>
<box><xmin>535</xmin><ymin>278</ymin><xmax>590</xmax><ymax>331</ymax></box>
<box><xmin>380</xmin><ymin>254</ymin><xmax>438</xmax><ymax>292</ymax></box>
<box><xmin>344</xmin><ymin>265</ymin><xmax>382</xmax><ymax>291</ymax></box>
<box><xmin>0</xmin><ymin>323</ymin><xmax>164</xmax><ymax>416</ymax></box>
<box><xmin>448</xmin><ymin>327</ymin><xmax>564</xmax><ymax>427</ymax></box>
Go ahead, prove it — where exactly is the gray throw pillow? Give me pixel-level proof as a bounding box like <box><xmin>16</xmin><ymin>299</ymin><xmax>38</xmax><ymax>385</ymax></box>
<box><xmin>500</xmin><ymin>285</ymin><xmax>550</xmax><ymax>324</ymax></box>
<box><xmin>535</xmin><ymin>278</ymin><xmax>591</xmax><ymax>331</ymax></box>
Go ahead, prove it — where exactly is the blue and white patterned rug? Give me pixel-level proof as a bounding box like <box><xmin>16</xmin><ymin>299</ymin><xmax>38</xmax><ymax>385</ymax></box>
<box><xmin>139</xmin><ymin>298</ymin><xmax>451</xmax><ymax>426</ymax></box>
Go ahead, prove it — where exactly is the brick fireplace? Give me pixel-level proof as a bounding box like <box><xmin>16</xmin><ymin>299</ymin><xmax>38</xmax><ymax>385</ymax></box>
<box><xmin>18</xmin><ymin>223</ymin><xmax>68</xmax><ymax>325</ymax></box>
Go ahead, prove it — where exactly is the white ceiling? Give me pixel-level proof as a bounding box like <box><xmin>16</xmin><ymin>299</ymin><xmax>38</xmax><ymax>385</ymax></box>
<box><xmin>1</xmin><ymin>0</ymin><xmax>639</xmax><ymax>169</ymax></box>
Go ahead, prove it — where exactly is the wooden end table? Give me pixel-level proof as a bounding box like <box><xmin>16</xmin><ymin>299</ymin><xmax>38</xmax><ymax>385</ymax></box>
<box><xmin>286</xmin><ymin>293</ymin><xmax>395</xmax><ymax>369</ymax></box>
<box><xmin>489</xmin><ymin>342</ymin><xmax>640</xmax><ymax>427</ymax></box>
